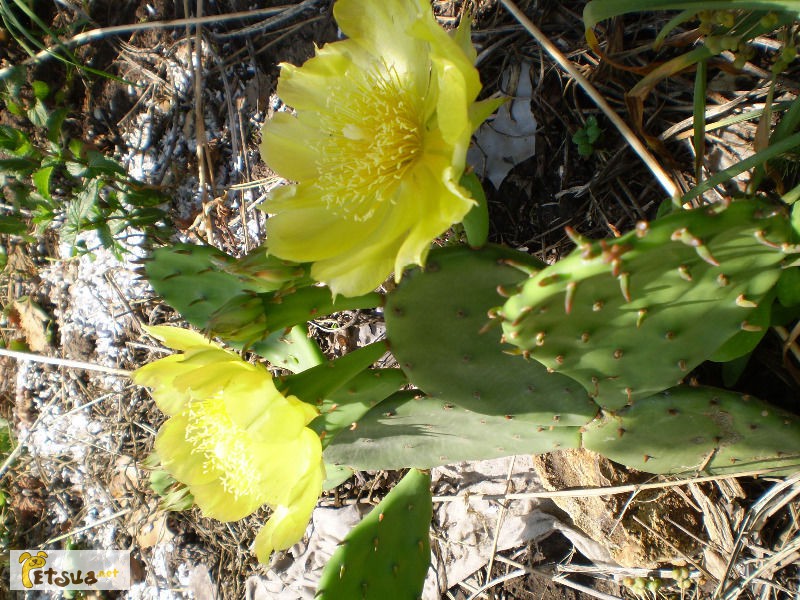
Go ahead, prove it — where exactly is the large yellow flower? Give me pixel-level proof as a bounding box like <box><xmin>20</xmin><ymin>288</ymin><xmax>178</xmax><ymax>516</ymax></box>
<box><xmin>261</xmin><ymin>0</ymin><xmax>500</xmax><ymax>297</ymax></box>
<box><xmin>132</xmin><ymin>326</ymin><xmax>324</xmax><ymax>560</ymax></box>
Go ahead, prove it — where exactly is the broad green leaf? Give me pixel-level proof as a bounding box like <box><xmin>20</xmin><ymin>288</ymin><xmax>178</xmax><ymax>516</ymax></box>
<box><xmin>0</xmin><ymin>157</ymin><xmax>39</xmax><ymax>176</ymax></box>
<box><xmin>86</xmin><ymin>150</ymin><xmax>126</xmax><ymax>176</ymax></box>
<box><xmin>122</xmin><ymin>186</ymin><xmax>168</xmax><ymax>207</ymax></box>
<box><xmin>0</xmin><ymin>216</ymin><xmax>28</xmax><ymax>235</ymax></box>
<box><xmin>32</xmin><ymin>166</ymin><xmax>53</xmax><ymax>201</ymax></box>
<box><xmin>45</xmin><ymin>107</ymin><xmax>68</xmax><ymax>144</ymax></box>
<box><xmin>0</xmin><ymin>125</ymin><xmax>34</xmax><ymax>156</ymax></box>
<box><xmin>27</xmin><ymin>99</ymin><xmax>49</xmax><ymax>128</ymax></box>
<box><xmin>31</xmin><ymin>80</ymin><xmax>50</xmax><ymax>100</ymax></box>
<box><xmin>65</xmin><ymin>161</ymin><xmax>88</xmax><ymax>177</ymax></box>
<box><xmin>62</xmin><ymin>179</ymin><xmax>102</xmax><ymax>250</ymax></box>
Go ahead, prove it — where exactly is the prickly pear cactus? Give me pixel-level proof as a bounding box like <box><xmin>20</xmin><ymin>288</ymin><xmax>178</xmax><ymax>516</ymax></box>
<box><xmin>499</xmin><ymin>199</ymin><xmax>799</xmax><ymax>409</ymax></box>
<box><xmin>386</xmin><ymin>244</ymin><xmax>599</xmax><ymax>426</ymax></box>
<box><xmin>316</xmin><ymin>468</ymin><xmax>432</xmax><ymax>600</ymax></box>
<box><xmin>144</xmin><ymin>244</ymin><xmax>323</xmax><ymax>370</ymax></box>
<box><xmin>583</xmin><ymin>385</ymin><xmax>800</xmax><ymax>475</ymax></box>
<box><xmin>324</xmin><ymin>391</ymin><xmax>581</xmax><ymax>470</ymax></box>
<box><xmin>208</xmin><ymin>286</ymin><xmax>381</xmax><ymax>346</ymax></box>
<box><xmin>144</xmin><ymin>243</ymin><xmax>248</xmax><ymax>325</ymax></box>
<box><xmin>312</xmin><ymin>368</ymin><xmax>408</xmax><ymax>443</ymax></box>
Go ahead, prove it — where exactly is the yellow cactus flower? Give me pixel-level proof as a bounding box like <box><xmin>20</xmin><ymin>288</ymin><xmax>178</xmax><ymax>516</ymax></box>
<box><xmin>260</xmin><ymin>0</ymin><xmax>501</xmax><ymax>297</ymax></box>
<box><xmin>132</xmin><ymin>326</ymin><xmax>324</xmax><ymax>558</ymax></box>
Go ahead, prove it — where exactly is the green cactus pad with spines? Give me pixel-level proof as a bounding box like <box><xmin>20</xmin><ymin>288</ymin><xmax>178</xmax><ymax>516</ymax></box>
<box><xmin>144</xmin><ymin>244</ymin><xmax>323</xmax><ymax>371</ymax></box>
<box><xmin>207</xmin><ymin>243</ymin><xmax>312</xmax><ymax>293</ymax></box>
<box><xmin>209</xmin><ymin>286</ymin><xmax>381</xmax><ymax>346</ymax></box>
<box><xmin>710</xmin><ymin>290</ymin><xmax>774</xmax><ymax>363</ymax></box>
<box><xmin>324</xmin><ymin>391</ymin><xmax>581</xmax><ymax>470</ymax></box>
<box><xmin>279</xmin><ymin>341</ymin><xmax>389</xmax><ymax>405</ymax></box>
<box><xmin>386</xmin><ymin>245</ymin><xmax>599</xmax><ymax>426</ymax></box>
<box><xmin>583</xmin><ymin>385</ymin><xmax>800</xmax><ymax>475</ymax></box>
<box><xmin>499</xmin><ymin>200</ymin><xmax>798</xmax><ymax>409</ymax></box>
<box><xmin>312</xmin><ymin>368</ymin><xmax>408</xmax><ymax>444</ymax></box>
<box><xmin>316</xmin><ymin>468</ymin><xmax>432</xmax><ymax>600</ymax></box>
<box><xmin>145</xmin><ymin>244</ymin><xmax>247</xmax><ymax>324</ymax></box>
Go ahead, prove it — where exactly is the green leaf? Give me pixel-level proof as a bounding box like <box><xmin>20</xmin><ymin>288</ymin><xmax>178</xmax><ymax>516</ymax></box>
<box><xmin>0</xmin><ymin>157</ymin><xmax>39</xmax><ymax>176</ymax></box>
<box><xmin>0</xmin><ymin>418</ymin><xmax>14</xmax><ymax>456</ymax></box>
<box><xmin>86</xmin><ymin>150</ymin><xmax>126</xmax><ymax>176</ymax></box>
<box><xmin>31</xmin><ymin>80</ymin><xmax>50</xmax><ymax>101</ymax></box>
<box><xmin>68</xmin><ymin>138</ymin><xmax>84</xmax><ymax>157</ymax></box>
<box><xmin>150</xmin><ymin>469</ymin><xmax>194</xmax><ymax>511</ymax></box>
<box><xmin>0</xmin><ymin>125</ymin><xmax>34</xmax><ymax>156</ymax></box>
<box><xmin>684</xmin><ymin>130</ymin><xmax>800</xmax><ymax>202</ymax></box>
<box><xmin>65</xmin><ymin>161</ymin><xmax>88</xmax><ymax>177</ymax></box>
<box><xmin>32</xmin><ymin>166</ymin><xmax>53</xmax><ymax>201</ymax></box>
<box><xmin>61</xmin><ymin>179</ymin><xmax>101</xmax><ymax>250</ymax></box>
<box><xmin>4</xmin><ymin>101</ymin><xmax>24</xmax><ymax>117</ymax></box>
<box><xmin>0</xmin><ymin>216</ymin><xmax>28</xmax><ymax>235</ymax></box>
<box><xmin>584</xmin><ymin>1</ymin><xmax>800</xmax><ymax>33</ymax></box>
<box><xmin>27</xmin><ymin>99</ymin><xmax>49</xmax><ymax>128</ymax></box>
<box><xmin>127</xmin><ymin>207</ymin><xmax>166</xmax><ymax>227</ymax></box>
<box><xmin>122</xmin><ymin>186</ymin><xmax>168</xmax><ymax>207</ymax></box>
<box><xmin>45</xmin><ymin>108</ymin><xmax>68</xmax><ymax>144</ymax></box>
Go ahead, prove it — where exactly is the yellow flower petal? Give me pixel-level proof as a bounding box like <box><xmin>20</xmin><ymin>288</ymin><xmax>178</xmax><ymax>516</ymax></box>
<box><xmin>265</xmin><ymin>202</ymin><xmax>382</xmax><ymax>263</ymax></box>
<box><xmin>259</xmin><ymin>0</ymin><xmax>497</xmax><ymax>296</ymax></box>
<box><xmin>253</xmin><ymin>461</ymin><xmax>325</xmax><ymax>562</ymax></box>
<box><xmin>134</xmin><ymin>326</ymin><xmax>326</xmax><ymax>546</ymax></box>
<box><xmin>253</xmin><ymin>429</ymin><xmax>322</xmax><ymax>505</ymax></box>
<box><xmin>143</xmin><ymin>325</ymin><xmax>216</xmax><ymax>352</ymax></box>
<box><xmin>276</xmin><ymin>45</ymin><xmax>356</xmax><ymax>111</ymax></box>
<box><xmin>189</xmin><ymin>479</ymin><xmax>264</xmax><ymax>522</ymax></box>
<box><xmin>155</xmin><ymin>414</ymin><xmax>219</xmax><ymax>486</ymax></box>
<box><xmin>311</xmin><ymin>235</ymin><xmax>399</xmax><ymax>298</ymax></box>
<box><xmin>259</xmin><ymin>112</ymin><xmax>325</xmax><ymax>182</ymax></box>
<box><xmin>333</xmin><ymin>0</ymin><xmax>428</xmax><ymax>67</ymax></box>
<box><xmin>131</xmin><ymin>355</ymin><xmax>193</xmax><ymax>415</ymax></box>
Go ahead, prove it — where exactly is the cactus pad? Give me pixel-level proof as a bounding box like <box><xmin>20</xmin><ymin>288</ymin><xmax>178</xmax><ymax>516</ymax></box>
<box><xmin>316</xmin><ymin>468</ymin><xmax>432</xmax><ymax>600</ymax></box>
<box><xmin>386</xmin><ymin>245</ymin><xmax>599</xmax><ymax>426</ymax></box>
<box><xmin>144</xmin><ymin>243</ymin><xmax>323</xmax><ymax>371</ymax></box>
<box><xmin>499</xmin><ymin>200</ymin><xmax>798</xmax><ymax>409</ymax></box>
<box><xmin>324</xmin><ymin>391</ymin><xmax>581</xmax><ymax>470</ymax></box>
<box><xmin>583</xmin><ymin>385</ymin><xmax>800</xmax><ymax>475</ymax></box>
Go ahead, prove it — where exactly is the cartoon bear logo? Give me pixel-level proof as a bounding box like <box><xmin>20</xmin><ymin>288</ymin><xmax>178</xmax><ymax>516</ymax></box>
<box><xmin>19</xmin><ymin>551</ymin><xmax>48</xmax><ymax>589</ymax></box>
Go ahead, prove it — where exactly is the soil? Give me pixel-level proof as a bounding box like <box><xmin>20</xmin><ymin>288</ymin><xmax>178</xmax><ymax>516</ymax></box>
<box><xmin>533</xmin><ymin>449</ymin><xmax>702</xmax><ymax>568</ymax></box>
